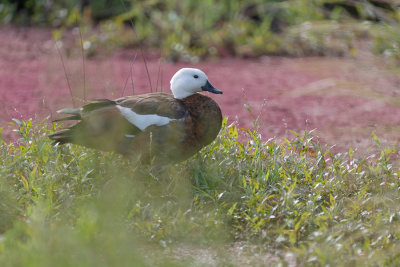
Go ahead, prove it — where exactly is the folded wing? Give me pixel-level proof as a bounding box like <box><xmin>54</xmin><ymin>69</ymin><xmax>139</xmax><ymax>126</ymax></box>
<box><xmin>49</xmin><ymin>93</ymin><xmax>187</xmax><ymax>159</ymax></box>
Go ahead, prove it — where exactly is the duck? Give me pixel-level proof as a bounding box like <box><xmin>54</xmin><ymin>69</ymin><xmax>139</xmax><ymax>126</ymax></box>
<box><xmin>49</xmin><ymin>68</ymin><xmax>223</xmax><ymax>164</ymax></box>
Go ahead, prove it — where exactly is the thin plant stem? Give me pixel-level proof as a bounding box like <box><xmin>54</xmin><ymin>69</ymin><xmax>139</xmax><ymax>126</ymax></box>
<box><xmin>55</xmin><ymin>40</ymin><xmax>75</xmax><ymax>107</ymax></box>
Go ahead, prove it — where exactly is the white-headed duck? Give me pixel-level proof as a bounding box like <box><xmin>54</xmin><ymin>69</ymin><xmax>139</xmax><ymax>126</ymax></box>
<box><xmin>49</xmin><ymin>68</ymin><xmax>223</xmax><ymax>164</ymax></box>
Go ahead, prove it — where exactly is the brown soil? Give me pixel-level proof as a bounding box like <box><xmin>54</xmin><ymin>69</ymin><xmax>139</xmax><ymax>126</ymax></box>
<box><xmin>1</xmin><ymin>26</ymin><xmax>400</xmax><ymax>155</ymax></box>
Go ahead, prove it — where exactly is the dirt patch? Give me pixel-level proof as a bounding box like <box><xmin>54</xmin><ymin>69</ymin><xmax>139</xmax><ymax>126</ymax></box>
<box><xmin>1</xmin><ymin>27</ymin><xmax>399</xmax><ymax>155</ymax></box>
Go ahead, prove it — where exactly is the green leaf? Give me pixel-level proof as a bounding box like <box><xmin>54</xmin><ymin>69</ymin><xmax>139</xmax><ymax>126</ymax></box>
<box><xmin>372</xmin><ymin>132</ymin><xmax>381</xmax><ymax>147</ymax></box>
<box><xmin>12</xmin><ymin>118</ymin><xmax>22</xmax><ymax>127</ymax></box>
<box><xmin>228</xmin><ymin>203</ymin><xmax>237</xmax><ymax>215</ymax></box>
<box><xmin>244</xmin><ymin>104</ymin><xmax>252</xmax><ymax>115</ymax></box>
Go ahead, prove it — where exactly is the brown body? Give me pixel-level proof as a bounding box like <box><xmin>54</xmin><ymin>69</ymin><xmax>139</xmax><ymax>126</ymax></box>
<box><xmin>49</xmin><ymin>93</ymin><xmax>222</xmax><ymax>164</ymax></box>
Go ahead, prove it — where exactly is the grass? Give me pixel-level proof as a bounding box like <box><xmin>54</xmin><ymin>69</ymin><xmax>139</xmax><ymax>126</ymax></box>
<box><xmin>0</xmin><ymin>117</ymin><xmax>399</xmax><ymax>265</ymax></box>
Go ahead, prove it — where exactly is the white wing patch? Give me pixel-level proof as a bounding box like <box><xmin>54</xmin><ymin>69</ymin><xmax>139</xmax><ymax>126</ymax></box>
<box><xmin>117</xmin><ymin>106</ymin><xmax>176</xmax><ymax>131</ymax></box>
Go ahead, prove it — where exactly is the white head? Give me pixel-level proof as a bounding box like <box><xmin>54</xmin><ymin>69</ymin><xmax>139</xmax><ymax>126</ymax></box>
<box><xmin>170</xmin><ymin>68</ymin><xmax>222</xmax><ymax>99</ymax></box>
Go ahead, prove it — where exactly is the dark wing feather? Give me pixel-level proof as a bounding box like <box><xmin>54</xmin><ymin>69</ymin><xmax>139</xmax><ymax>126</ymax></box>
<box><xmin>82</xmin><ymin>99</ymin><xmax>116</xmax><ymax>113</ymax></box>
<box><xmin>117</xmin><ymin>93</ymin><xmax>186</xmax><ymax>119</ymax></box>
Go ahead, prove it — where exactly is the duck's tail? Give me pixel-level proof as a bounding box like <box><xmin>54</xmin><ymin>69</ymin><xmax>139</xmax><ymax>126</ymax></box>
<box><xmin>49</xmin><ymin>108</ymin><xmax>81</xmax><ymax>144</ymax></box>
<box><xmin>49</xmin><ymin>100</ymin><xmax>116</xmax><ymax>145</ymax></box>
<box><xmin>48</xmin><ymin>128</ymin><xmax>75</xmax><ymax>144</ymax></box>
<box><xmin>53</xmin><ymin>108</ymin><xmax>81</xmax><ymax>122</ymax></box>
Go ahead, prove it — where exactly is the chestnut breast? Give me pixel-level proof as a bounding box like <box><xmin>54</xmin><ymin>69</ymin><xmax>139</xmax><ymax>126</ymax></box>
<box><xmin>178</xmin><ymin>93</ymin><xmax>222</xmax><ymax>157</ymax></box>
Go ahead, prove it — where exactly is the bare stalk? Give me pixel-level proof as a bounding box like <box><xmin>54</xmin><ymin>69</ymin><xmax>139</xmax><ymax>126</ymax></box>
<box><xmin>156</xmin><ymin>58</ymin><xmax>162</xmax><ymax>92</ymax></box>
<box><xmin>119</xmin><ymin>0</ymin><xmax>152</xmax><ymax>92</ymax></box>
<box><xmin>121</xmin><ymin>52</ymin><xmax>138</xmax><ymax>97</ymax></box>
<box><xmin>55</xmin><ymin>40</ymin><xmax>75</xmax><ymax>107</ymax></box>
<box><xmin>78</xmin><ymin>26</ymin><xmax>86</xmax><ymax>103</ymax></box>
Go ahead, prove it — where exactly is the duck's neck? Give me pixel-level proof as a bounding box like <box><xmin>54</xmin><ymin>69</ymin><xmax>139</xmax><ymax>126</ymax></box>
<box><xmin>172</xmin><ymin>89</ymin><xmax>197</xmax><ymax>99</ymax></box>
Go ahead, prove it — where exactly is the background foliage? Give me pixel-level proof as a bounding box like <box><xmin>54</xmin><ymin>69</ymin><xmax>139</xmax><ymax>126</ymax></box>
<box><xmin>2</xmin><ymin>0</ymin><xmax>400</xmax><ymax>61</ymax></box>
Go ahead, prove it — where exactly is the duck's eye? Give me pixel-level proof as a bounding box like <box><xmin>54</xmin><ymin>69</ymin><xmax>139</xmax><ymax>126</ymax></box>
<box><xmin>193</xmin><ymin>75</ymin><xmax>199</xmax><ymax>79</ymax></box>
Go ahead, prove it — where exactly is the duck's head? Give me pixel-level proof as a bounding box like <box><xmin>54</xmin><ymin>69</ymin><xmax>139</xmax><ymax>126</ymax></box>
<box><xmin>170</xmin><ymin>68</ymin><xmax>222</xmax><ymax>99</ymax></box>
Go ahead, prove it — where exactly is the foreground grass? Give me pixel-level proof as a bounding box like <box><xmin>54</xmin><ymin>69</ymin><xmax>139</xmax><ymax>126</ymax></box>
<box><xmin>0</xmin><ymin>118</ymin><xmax>399</xmax><ymax>266</ymax></box>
